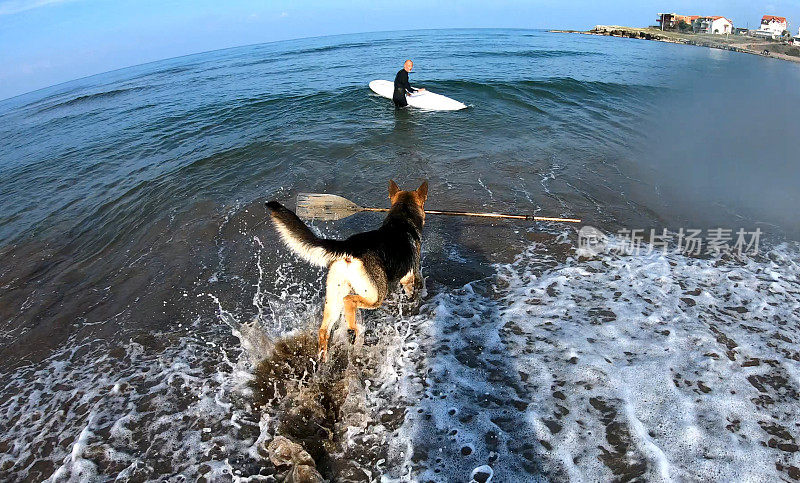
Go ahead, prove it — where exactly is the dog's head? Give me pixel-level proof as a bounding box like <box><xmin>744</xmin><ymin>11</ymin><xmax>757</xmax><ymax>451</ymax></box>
<box><xmin>388</xmin><ymin>179</ymin><xmax>428</xmax><ymax>222</ymax></box>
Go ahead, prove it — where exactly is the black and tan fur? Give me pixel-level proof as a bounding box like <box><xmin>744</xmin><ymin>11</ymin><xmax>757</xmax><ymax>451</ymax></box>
<box><xmin>266</xmin><ymin>180</ymin><xmax>427</xmax><ymax>360</ymax></box>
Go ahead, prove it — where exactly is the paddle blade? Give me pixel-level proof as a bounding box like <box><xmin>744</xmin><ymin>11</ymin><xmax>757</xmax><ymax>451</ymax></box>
<box><xmin>295</xmin><ymin>193</ymin><xmax>364</xmax><ymax>221</ymax></box>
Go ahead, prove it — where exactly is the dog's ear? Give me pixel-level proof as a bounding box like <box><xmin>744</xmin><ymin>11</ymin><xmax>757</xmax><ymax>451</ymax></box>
<box><xmin>416</xmin><ymin>181</ymin><xmax>428</xmax><ymax>203</ymax></box>
<box><xmin>389</xmin><ymin>180</ymin><xmax>400</xmax><ymax>199</ymax></box>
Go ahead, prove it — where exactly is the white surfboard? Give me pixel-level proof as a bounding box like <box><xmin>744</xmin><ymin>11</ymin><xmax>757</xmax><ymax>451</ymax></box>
<box><xmin>369</xmin><ymin>80</ymin><xmax>467</xmax><ymax>111</ymax></box>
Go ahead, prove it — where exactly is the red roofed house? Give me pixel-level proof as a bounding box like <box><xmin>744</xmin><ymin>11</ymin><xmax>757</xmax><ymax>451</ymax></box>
<box><xmin>657</xmin><ymin>13</ymin><xmax>699</xmax><ymax>30</ymax></box>
<box><xmin>753</xmin><ymin>15</ymin><xmax>788</xmax><ymax>39</ymax></box>
<box><xmin>694</xmin><ymin>16</ymin><xmax>734</xmax><ymax>34</ymax></box>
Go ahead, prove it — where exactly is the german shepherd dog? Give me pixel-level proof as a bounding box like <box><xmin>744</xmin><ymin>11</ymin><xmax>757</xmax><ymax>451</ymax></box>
<box><xmin>266</xmin><ymin>180</ymin><xmax>427</xmax><ymax>360</ymax></box>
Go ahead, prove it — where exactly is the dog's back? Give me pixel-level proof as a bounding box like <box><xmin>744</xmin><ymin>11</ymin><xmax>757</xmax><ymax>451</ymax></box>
<box><xmin>337</xmin><ymin>195</ymin><xmax>424</xmax><ymax>285</ymax></box>
<box><xmin>266</xmin><ymin>181</ymin><xmax>426</xmax><ymax>286</ymax></box>
<box><xmin>266</xmin><ymin>180</ymin><xmax>428</xmax><ymax>359</ymax></box>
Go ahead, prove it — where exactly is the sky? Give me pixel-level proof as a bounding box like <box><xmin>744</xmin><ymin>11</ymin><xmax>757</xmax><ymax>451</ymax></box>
<box><xmin>1</xmin><ymin>0</ymin><xmax>799</xmax><ymax>100</ymax></box>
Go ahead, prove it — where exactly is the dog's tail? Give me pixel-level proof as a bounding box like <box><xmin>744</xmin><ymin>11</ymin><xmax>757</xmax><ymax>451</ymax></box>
<box><xmin>265</xmin><ymin>201</ymin><xmax>349</xmax><ymax>267</ymax></box>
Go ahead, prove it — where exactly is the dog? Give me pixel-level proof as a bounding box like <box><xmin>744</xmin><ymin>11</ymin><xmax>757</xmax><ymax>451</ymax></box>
<box><xmin>266</xmin><ymin>180</ymin><xmax>427</xmax><ymax>360</ymax></box>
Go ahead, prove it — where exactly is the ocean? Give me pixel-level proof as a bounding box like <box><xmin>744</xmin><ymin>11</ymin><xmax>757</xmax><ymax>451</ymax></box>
<box><xmin>0</xmin><ymin>29</ymin><xmax>799</xmax><ymax>481</ymax></box>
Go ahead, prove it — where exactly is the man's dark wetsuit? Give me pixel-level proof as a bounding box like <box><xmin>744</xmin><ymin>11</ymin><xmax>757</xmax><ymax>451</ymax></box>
<box><xmin>393</xmin><ymin>69</ymin><xmax>417</xmax><ymax>107</ymax></box>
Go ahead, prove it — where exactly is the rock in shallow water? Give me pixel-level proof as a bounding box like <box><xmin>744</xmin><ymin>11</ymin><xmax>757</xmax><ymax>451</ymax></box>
<box><xmin>288</xmin><ymin>464</ymin><xmax>324</xmax><ymax>483</ymax></box>
<box><xmin>267</xmin><ymin>436</ymin><xmax>321</xmax><ymax>482</ymax></box>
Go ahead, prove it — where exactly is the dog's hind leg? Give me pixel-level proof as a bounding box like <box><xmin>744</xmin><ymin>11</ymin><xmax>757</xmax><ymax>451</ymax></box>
<box><xmin>343</xmin><ymin>294</ymin><xmax>382</xmax><ymax>339</ymax></box>
<box><xmin>342</xmin><ymin>257</ymin><xmax>383</xmax><ymax>345</ymax></box>
<box><xmin>400</xmin><ymin>270</ymin><xmax>421</xmax><ymax>299</ymax></box>
<box><xmin>402</xmin><ymin>243</ymin><xmax>423</xmax><ymax>299</ymax></box>
<box><xmin>319</xmin><ymin>261</ymin><xmax>351</xmax><ymax>360</ymax></box>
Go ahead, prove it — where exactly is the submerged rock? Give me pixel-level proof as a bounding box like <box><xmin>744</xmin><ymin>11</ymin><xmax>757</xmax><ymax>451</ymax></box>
<box><xmin>267</xmin><ymin>436</ymin><xmax>323</xmax><ymax>482</ymax></box>
<box><xmin>267</xmin><ymin>436</ymin><xmax>316</xmax><ymax>467</ymax></box>
<box><xmin>286</xmin><ymin>464</ymin><xmax>324</xmax><ymax>483</ymax></box>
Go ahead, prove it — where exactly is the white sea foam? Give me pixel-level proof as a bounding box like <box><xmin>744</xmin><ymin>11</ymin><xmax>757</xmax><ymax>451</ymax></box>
<box><xmin>0</xmin><ymin>330</ymin><xmax>259</xmax><ymax>481</ymax></box>
<box><xmin>382</xmin><ymin>237</ymin><xmax>800</xmax><ymax>481</ymax></box>
<box><xmin>2</xmin><ymin>235</ymin><xmax>798</xmax><ymax>481</ymax></box>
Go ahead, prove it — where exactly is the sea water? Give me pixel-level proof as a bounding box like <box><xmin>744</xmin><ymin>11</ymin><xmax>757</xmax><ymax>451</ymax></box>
<box><xmin>1</xmin><ymin>29</ymin><xmax>799</xmax><ymax>481</ymax></box>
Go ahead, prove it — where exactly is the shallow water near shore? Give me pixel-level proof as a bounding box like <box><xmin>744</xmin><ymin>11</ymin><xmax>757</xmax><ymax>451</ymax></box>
<box><xmin>1</xmin><ymin>29</ymin><xmax>799</xmax><ymax>481</ymax></box>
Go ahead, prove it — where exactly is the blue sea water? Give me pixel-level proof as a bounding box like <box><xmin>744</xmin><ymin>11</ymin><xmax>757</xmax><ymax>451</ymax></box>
<box><xmin>0</xmin><ymin>29</ymin><xmax>799</xmax><ymax>481</ymax></box>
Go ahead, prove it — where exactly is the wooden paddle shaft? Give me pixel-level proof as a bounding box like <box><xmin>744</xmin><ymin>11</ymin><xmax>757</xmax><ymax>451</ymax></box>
<box><xmin>361</xmin><ymin>207</ymin><xmax>580</xmax><ymax>223</ymax></box>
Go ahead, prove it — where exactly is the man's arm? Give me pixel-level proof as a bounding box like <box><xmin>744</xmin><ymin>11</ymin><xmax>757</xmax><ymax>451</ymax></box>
<box><xmin>402</xmin><ymin>72</ymin><xmax>417</xmax><ymax>94</ymax></box>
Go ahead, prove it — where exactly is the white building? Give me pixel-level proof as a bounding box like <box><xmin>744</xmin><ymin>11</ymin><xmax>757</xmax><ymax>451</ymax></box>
<box><xmin>694</xmin><ymin>16</ymin><xmax>733</xmax><ymax>34</ymax></box>
<box><xmin>752</xmin><ymin>15</ymin><xmax>788</xmax><ymax>39</ymax></box>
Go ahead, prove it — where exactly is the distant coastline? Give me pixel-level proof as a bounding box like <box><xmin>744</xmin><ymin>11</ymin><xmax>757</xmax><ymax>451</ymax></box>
<box><xmin>551</xmin><ymin>26</ymin><xmax>800</xmax><ymax>64</ymax></box>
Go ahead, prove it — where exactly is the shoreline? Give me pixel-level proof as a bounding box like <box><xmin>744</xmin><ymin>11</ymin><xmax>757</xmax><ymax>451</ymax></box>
<box><xmin>551</xmin><ymin>26</ymin><xmax>800</xmax><ymax>64</ymax></box>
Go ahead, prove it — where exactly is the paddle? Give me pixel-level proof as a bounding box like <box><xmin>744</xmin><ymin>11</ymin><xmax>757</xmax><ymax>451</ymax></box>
<box><xmin>295</xmin><ymin>193</ymin><xmax>581</xmax><ymax>223</ymax></box>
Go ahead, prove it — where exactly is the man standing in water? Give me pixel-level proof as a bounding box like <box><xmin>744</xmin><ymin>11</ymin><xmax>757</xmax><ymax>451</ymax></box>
<box><xmin>393</xmin><ymin>59</ymin><xmax>425</xmax><ymax>108</ymax></box>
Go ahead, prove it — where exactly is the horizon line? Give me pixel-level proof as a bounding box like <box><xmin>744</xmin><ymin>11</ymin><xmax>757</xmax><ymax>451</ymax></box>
<box><xmin>1</xmin><ymin>26</ymin><xmax>554</xmax><ymax>103</ymax></box>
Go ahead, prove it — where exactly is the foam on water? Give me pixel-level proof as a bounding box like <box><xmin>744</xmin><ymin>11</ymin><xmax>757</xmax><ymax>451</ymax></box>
<box><xmin>382</xmin><ymin>236</ymin><xmax>800</xmax><ymax>481</ymax></box>
<box><xmin>0</xmin><ymin>330</ymin><xmax>259</xmax><ymax>481</ymax></box>
<box><xmin>2</xmin><ymin>232</ymin><xmax>799</xmax><ymax>481</ymax></box>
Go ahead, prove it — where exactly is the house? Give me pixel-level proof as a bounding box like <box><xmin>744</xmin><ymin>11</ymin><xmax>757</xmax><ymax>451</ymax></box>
<box><xmin>656</xmin><ymin>13</ymin><xmax>678</xmax><ymax>30</ymax></box>
<box><xmin>656</xmin><ymin>13</ymin><xmax>698</xmax><ymax>30</ymax></box>
<box><xmin>752</xmin><ymin>15</ymin><xmax>788</xmax><ymax>39</ymax></box>
<box><xmin>694</xmin><ymin>16</ymin><xmax>734</xmax><ymax>34</ymax></box>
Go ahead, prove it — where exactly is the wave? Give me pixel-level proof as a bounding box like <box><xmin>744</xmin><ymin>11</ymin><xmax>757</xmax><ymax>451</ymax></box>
<box><xmin>453</xmin><ymin>49</ymin><xmax>600</xmax><ymax>59</ymax></box>
<box><xmin>35</xmin><ymin>86</ymin><xmax>149</xmax><ymax>114</ymax></box>
<box><xmin>422</xmin><ymin>78</ymin><xmax>659</xmax><ymax>120</ymax></box>
<box><xmin>222</xmin><ymin>78</ymin><xmax>658</xmax><ymax>121</ymax></box>
<box><xmin>147</xmin><ymin>64</ymin><xmax>195</xmax><ymax>76</ymax></box>
<box><xmin>437</xmin><ymin>77</ymin><xmax>658</xmax><ymax>98</ymax></box>
<box><xmin>281</xmin><ymin>40</ymin><xmax>378</xmax><ymax>57</ymax></box>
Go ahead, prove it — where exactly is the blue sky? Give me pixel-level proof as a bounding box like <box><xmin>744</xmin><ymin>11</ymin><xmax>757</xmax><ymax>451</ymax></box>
<box><xmin>1</xmin><ymin>0</ymin><xmax>799</xmax><ymax>100</ymax></box>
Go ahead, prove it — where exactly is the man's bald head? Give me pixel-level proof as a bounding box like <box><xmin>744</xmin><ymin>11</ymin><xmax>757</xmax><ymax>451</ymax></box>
<box><xmin>403</xmin><ymin>59</ymin><xmax>413</xmax><ymax>72</ymax></box>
